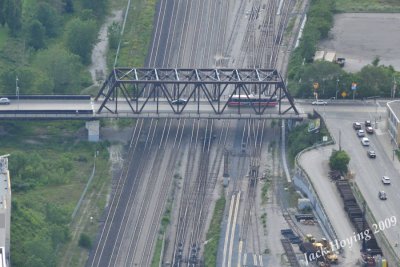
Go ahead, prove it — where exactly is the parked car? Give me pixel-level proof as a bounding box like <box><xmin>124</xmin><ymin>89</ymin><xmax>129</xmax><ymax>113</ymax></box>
<box><xmin>381</xmin><ymin>176</ymin><xmax>391</xmax><ymax>185</ymax></box>
<box><xmin>378</xmin><ymin>191</ymin><xmax>387</xmax><ymax>200</ymax></box>
<box><xmin>0</xmin><ymin>97</ymin><xmax>10</xmax><ymax>105</ymax></box>
<box><xmin>361</xmin><ymin>137</ymin><xmax>370</xmax><ymax>146</ymax></box>
<box><xmin>171</xmin><ymin>99</ymin><xmax>187</xmax><ymax>105</ymax></box>
<box><xmin>357</xmin><ymin>130</ymin><xmax>365</xmax><ymax>137</ymax></box>
<box><xmin>311</xmin><ymin>99</ymin><xmax>328</xmax><ymax>105</ymax></box>
<box><xmin>353</xmin><ymin>122</ymin><xmax>361</xmax><ymax>130</ymax></box>
<box><xmin>366</xmin><ymin>126</ymin><xmax>374</xmax><ymax>134</ymax></box>
<box><xmin>367</xmin><ymin>150</ymin><xmax>376</xmax><ymax>158</ymax></box>
<box><xmin>365</xmin><ymin>120</ymin><xmax>372</xmax><ymax>127</ymax></box>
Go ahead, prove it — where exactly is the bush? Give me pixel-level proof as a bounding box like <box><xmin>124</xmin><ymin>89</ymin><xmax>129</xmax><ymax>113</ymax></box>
<box><xmin>329</xmin><ymin>149</ymin><xmax>350</xmax><ymax>173</ymax></box>
<box><xmin>78</xmin><ymin>233</ymin><xmax>92</xmax><ymax>249</ymax></box>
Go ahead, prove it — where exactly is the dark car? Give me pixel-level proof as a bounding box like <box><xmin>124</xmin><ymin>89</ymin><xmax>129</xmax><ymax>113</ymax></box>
<box><xmin>353</xmin><ymin>122</ymin><xmax>361</xmax><ymax>130</ymax></box>
<box><xmin>378</xmin><ymin>191</ymin><xmax>387</xmax><ymax>200</ymax></box>
<box><xmin>365</xmin><ymin>120</ymin><xmax>372</xmax><ymax>127</ymax></box>
<box><xmin>367</xmin><ymin>150</ymin><xmax>376</xmax><ymax>158</ymax></box>
<box><xmin>366</xmin><ymin>126</ymin><xmax>374</xmax><ymax>134</ymax></box>
<box><xmin>171</xmin><ymin>99</ymin><xmax>187</xmax><ymax>105</ymax></box>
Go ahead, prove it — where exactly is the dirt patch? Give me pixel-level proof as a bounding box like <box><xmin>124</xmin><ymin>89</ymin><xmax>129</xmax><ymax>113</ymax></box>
<box><xmin>319</xmin><ymin>13</ymin><xmax>400</xmax><ymax>72</ymax></box>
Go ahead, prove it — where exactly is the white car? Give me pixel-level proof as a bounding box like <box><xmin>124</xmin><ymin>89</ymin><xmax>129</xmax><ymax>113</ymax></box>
<box><xmin>311</xmin><ymin>100</ymin><xmax>328</xmax><ymax>105</ymax></box>
<box><xmin>382</xmin><ymin>176</ymin><xmax>391</xmax><ymax>185</ymax></box>
<box><xmin>361</xmin><ymin>137</ymin><xmax>370</xmax><ymax>146</ymax></box>
<box><xmin>357</xmin><ymin>130</ymin><xmax>365</xmax><ymax>137</ymax></box>
<box><xmin>0</xmin><ymin>97</ymin><xmax>10</xmax><ymax>105</ymax></box>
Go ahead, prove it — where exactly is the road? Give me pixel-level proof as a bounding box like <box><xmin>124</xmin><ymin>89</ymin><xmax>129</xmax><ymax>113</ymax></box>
<box><xmin>301</xmin><ymin>100</ymin><xmax>400</xmax><ymax>263</ymax></box>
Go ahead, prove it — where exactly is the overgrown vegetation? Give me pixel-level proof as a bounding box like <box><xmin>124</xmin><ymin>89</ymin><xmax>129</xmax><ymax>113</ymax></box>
<box><xmin>287</xmin><ymin>120</ymin><xmax>329</xmax><ymax>164</ymax></box>
<box><xmin>0</xmin><ymin>0</ymin><xmax>108</xmax><ymax>95</ymax></box>
<box><xmin>0</xmin><ymin>120</ymin><xmax>110</xmax><ymax>266</ymax></box>
<box><xmin>335</xmin><ymin>0</ymin><xmax>400</xmax><ymax>12</ymax></box>
<box><xmin>109</xmin><ymin>0</ymin><xmax>158</xmax><ymax>68</ymax></box>
<box><xmin>329</xmin><ymin>149</ymin><xmax>350</xmax><ymax>173</ymax></box>
<box><xmin>204</xmin><ymin>195</ymin><xmax>226</xmax><ymax>267</ymax></box>
<box><xmin>286</xmin><ymin>0</ymin><xmax>400</xmax><ymax>99</ymax></box>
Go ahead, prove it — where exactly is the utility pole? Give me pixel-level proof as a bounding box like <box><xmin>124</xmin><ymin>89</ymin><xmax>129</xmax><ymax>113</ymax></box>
<box><xmin>16</xmin><ymin>76</ymin><xmax>19</xmax><ymax>110</ymax></box>
<box><xmin>393</xmin><ymin>76</ymin><xmax>397</xmax><ymax>99</ymax></box>
<box><xmin>339</xmin><ymin>129</ymin><xmax>341</xmax><ymax>151</ymax></box>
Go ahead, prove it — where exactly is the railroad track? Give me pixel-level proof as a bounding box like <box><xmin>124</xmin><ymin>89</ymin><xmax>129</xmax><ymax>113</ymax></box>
<box><xmin>171</xmin><ymin>119</ymin><xmax>230</xmax><ymax>267</ymax></box>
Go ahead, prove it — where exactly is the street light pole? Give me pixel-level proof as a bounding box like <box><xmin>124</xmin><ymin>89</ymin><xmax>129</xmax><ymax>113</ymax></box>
<box><xmin>16</xmin><ymin>76</ymin><xmax>19</xmax><ymax>110</ymax></box>
<box><xmin>336</xmin><ymin>77</ymin><xmax>339</xmax><ymax>100</ymax></box>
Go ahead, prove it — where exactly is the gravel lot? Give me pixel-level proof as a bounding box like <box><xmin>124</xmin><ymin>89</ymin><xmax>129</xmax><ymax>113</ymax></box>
<box><xmin>319</xmin><ymin>13</ymin><xmax>400</xmax><ymax>72</ymax></box>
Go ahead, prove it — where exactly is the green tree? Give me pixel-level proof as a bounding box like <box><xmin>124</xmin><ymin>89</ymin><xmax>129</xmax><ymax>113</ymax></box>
<box><xmin>35</xmin><ymin>2</ymin><xmax>60</xmax><ymax>37</ymax></box>
<box><xmin>79</xmin><ymin>233</ymin><xmax>92</xmax><ymax>249</ymax></box>
<box><xmin>0</xmin><ymin>0</ymin><xmax>5</xmax><ymax>25</ymax></box>
<box><xmin>82</xmin><ymin>0</ymin><xmax>107</xmax><ymax>16</ymax></box>
<box><xmin>108</xmin><ymin>22</ymin><xmax>121</xmax><ymax>50</ymax></box>
<box><xmin>64</xmin><ymin>18</ymin><xmax>97</xmax><ymax>64</ymax></box>
<box><xmin>358</xmin><ymin>65</ymin><xmax>393</xmax><ymax>97</ymax></box>
<box><xmin>3</xmin><ymin>0</ymin><xmax>22</xmax><ymax>35</ymax></box>
<box><xmin>33</xmin><ymin>46</ymin><xmax>84</xmax><ymax>94</ymax></box>
<box><xmin>28</xmin><ymin>20</ymin><xmax>46</xmax><ymax>50</ymax></box>
<box><xmin>62</xmin><ymin>0</ymin><xmax>73</xmax><ymax>13</ymax></box>
<box><xmin>329</xmin><ymin>150</ymin><xmax>350</xmax><ymax>173</ymax></box>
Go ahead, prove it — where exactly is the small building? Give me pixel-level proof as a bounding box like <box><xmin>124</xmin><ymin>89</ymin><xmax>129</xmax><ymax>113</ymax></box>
<box><xmin>313</xmin><ymin>50</ymin><xmax>325</xmax><ymax>61</ymax></box>
<box><xmin>0</xmin><ymin>155</ymin><xmax>11</xmax><ymax>266</ymax></box>
<box><xmin>387</xmin><ymin>100</ymin><xmax>400</xmax><ymax>147</ymax></box>
<box><xmin>324</xmin><ymin>51</ymin><xmax>337</xmax><ymax>63</ymax></box>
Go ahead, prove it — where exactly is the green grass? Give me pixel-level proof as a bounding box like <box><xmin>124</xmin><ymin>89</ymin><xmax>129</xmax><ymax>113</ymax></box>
<box><xmin>335</xmin><ymin>0</ymin><xmax>400</xmax><ymax>12</ymax></box>
<box><xmin>2</xmin><ymin>120</ymin><xmax>111</xmax><ymax>266</ymax></box>
<box><xmin>111</xmin><ymin>0</ymin><xmax>158</xmax><ymax>68</ymax></box>
<box><xmin>204</xmin><ymin>195</ymin><xmax>226</xmax><ymax>267</ymax></box>
<box><xmin>151</xmin><ymin>236</ymin><xmax>164</xmax><ymax>267</ymax></box>
<box><xmin>261</xmin><ymin>179</ymin><xmax>271</xmax><ymax>205</ymax></box>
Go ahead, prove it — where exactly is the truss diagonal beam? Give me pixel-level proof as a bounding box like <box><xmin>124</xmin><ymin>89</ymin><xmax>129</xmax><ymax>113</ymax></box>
<box><xmin>95</xmin><ymin>68</ymin><xmax>299</xmax><ymax>116</ymax></box>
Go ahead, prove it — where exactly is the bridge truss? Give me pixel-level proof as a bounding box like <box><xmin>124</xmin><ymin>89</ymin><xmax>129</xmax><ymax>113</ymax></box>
<box><xmin>95</xmin><ymin>68</ymin><xmax>299</xmax><ymax>116</ymax></box>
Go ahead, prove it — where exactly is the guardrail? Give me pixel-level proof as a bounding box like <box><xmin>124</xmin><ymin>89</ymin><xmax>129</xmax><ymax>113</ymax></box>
<box><xmin>0</xmin><ymin>110</ymin><xmax>93</xmax><ymax>114</ymax></box>
<box><xmin>0</xmin><ymin>94</ymin><xmax>91</xmax><ymax>100</ymax></box>
<box><xmin>351</xmin><ymin>181</ymin><xmax>400</xmax><ymax>265</ymax></box>
<box><xmin>293</xmin><ymin>112</ymin><xmax>341</xmax><ymax>250</ymax></box>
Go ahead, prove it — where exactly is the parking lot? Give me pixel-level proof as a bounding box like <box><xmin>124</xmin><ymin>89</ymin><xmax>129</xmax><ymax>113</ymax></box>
<box><xmin>319</xmin><ymin>13</ymin><xmax>400</xmax><ymax>72</ymax></box>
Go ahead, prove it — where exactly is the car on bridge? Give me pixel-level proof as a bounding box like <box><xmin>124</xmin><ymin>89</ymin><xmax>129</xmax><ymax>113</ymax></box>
<box><xmin>0</xmin><ymin>97</ymin><xmax>10</xmax><ymax>105</ymax></box>
<box><xmin>171</xmin><ymin>99</ymin><xmax>187</xmax><ymax>105</ymax></box>
<box><xmin>311</xmin><ymin>99</ymin><xmax>328</xmax><ymax>105</ymax></box>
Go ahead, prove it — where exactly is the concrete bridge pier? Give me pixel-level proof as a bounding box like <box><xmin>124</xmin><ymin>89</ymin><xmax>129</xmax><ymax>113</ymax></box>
<box><xmin>86</xmin><ymin>120</ymin><xmax>100</xmax><ymax>142</ymax></box>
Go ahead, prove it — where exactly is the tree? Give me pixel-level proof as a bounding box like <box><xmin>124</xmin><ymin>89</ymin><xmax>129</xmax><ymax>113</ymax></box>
<box><xmin>64</xmin><ymin>18</ymin><xmax>97</xmax><ymax>64</ymax></box>
<box><xmin>33</xmin><ymin>46</ymin><xmax>84</xmax><ymax>94</ymax></box>
<box><xmin>0</xmin><ymin>0</ymin><xmax>5</xmax><ymax>25</ymax></box>
<box><xmin>82</xmin><ymin>0</ymin><xmax>107</xmax><ymax>16</ymax></box>
<box><xmin>35</xmin><ymin>2</ymin><xmax>60</xmax><ymax>37</ymax></box>
<box><xmin>28</xmin><ymin>20</ymin><xmax>46</xmax><ymax>50</ymax></box>
<box><xmin>79</xmin><ymin>233</ymin><xmax>92</xmax><ymax>249</ymax></box>
<box><xmin>3</xmin><ymin>0</ymin><xmax>22</xmax><ymax>35</ymax></box>
<box><xmin>108</xmin><ymin>22</ymin><xmax>121</xmax><ymax>50</ymax></box>
<box><xmin>62</xmin><ymin>0</ymin><xmax>73</xmax><ymax>13</ymax></box>
<box><xmin>329</xmin><ymin>149</ymin><xmax>350</xmax><ymax>173</ymax></box>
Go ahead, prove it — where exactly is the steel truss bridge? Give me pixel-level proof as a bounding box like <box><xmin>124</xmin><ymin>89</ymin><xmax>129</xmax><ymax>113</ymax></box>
<box><xmin>95</xmin><ymin>68</ymin><xmax>303</xmax><ymax>119</ymax></box>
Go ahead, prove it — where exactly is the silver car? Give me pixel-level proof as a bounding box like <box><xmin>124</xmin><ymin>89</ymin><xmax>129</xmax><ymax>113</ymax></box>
<box><xmin>0</xmin><ymin>97</ymin><xmax>10</xmax><ymax>105</ymax></box>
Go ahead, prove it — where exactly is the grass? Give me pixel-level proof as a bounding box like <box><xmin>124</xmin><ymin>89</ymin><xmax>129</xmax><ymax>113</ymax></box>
<box><xmin>1</xmin><ymin>120</ymin><xmax>111</xmax><ymax>266</ymax></box>
<box><xmin>151</xmin><ymin>236</ymin><xmax>164</xmax><ymax>267</ymax></box>
<box><xmin>335</xmin><ymin>0</ymin><xmax>400</xmax><ymax>12</ymax></box>
<box><xmin>261</xmin><ymin>179</ymin><xmax>271</xmax><ymax>205</ymax></box>
<box><xmin>204</xmin><ymin>195</ymin><xmax>226</xmax><ymax>267</ymax></box>
<box><xmin>111</xmin><ymin>0</ymin><xmax>158</xmax><ymax>68</ymax></box>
